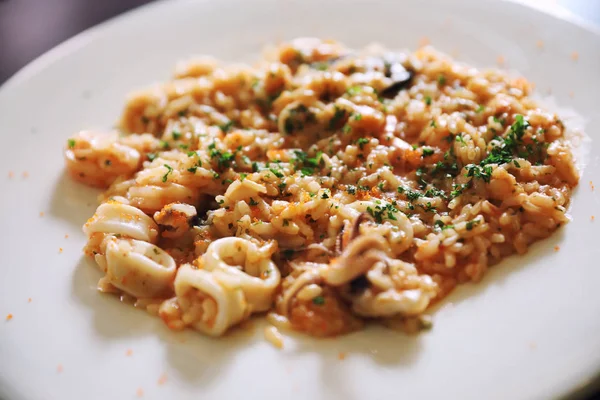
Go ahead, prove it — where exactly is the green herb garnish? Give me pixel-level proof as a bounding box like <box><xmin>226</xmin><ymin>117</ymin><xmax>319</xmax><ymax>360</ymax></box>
<box><xmin>312</xmin><ymin>296</ymin><xmax>325</xmax><ymax>305</ymax></box>
<box><xmin>347</xmin><ymin>86</ymin><xmax>362</xmax><ymax>96</ymax></box>
<box><xmin>356</xmin><ymin>138</ymin><xmax>370</xmax><ymax>150</ymax></box>
<box><xmin>162</xmin><ymin>164</ymin><xmax>173</xmax><ymax>182</ymax></box>
<box><xmin>466</xmin><ymin>219</ymin><xmax>480</xmax><ymax>231</ymax></box>
<box><xmin>328</xmin><ymin>106</ymin><xmax>347</xmax><ymax>130</ymax></box>
<box><xmin>269</xmin><ymin>168</ymin><xmax>284</xmax><ymax>178</ymax></box>
<box><xmin>219</xmin><ymin>121</ymin><xmax>234</xmax><ymax>133</ymax></box>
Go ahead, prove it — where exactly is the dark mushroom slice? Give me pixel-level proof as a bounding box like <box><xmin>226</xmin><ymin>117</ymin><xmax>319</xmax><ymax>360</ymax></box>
<box><xmin>324</xmin><ymin>235</ymin><xmax>388</xmax><ymax>286</ymax></box>
<box><xmin>380</xmin><ymin>63</ymin><xmax>414</xmax><ymax>98</ymax></box>
<box><xmin>335</xmin><ymin>212</ymin><xmax>374</xmax><ymax>255</ymax></box>
<box><xmin>153</xmin><ymin>203</ymin><xmax>197</xmax><ymax>239</ymax></box>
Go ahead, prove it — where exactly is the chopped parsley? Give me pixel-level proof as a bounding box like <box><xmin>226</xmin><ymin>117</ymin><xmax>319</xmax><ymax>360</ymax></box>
<box><xmin>312</xmin><ymin>62</ymin><xmax>329</xmax><ymax>71</ymax></box>
<box><xmin>347</xmin><ymin>86</ymin><xmax>362</xmax><ymax>96</ymax></box>
<box><xmin>398</xmin><ymin>186</ymin><xmax>423</xmax><ymax>201</ymax></box>
<box><xmin>208</xmin><ymin>143</ymin><xmax>235</xmax><ymax>170</ymax></box>
<box><xmin>431</xmin><ymin>160</ymin><xmax>459</xmax><ymax>177</ymax></box>
<box><xmin>424</xmin><ymin>96</ymin><xmax>432</xmax><ymax>106</ymax></box>
<box><xmin>294</xmin><ymin>150</ymin><xmax>323</xmax><ymax>176</ymax></box>
<box><xmin>430</xmin><ymin>120</ymin><xmax>437</xmax><ymax>128</ymax></box>
<box><xmin>450</xmin><ymin>183</ymin><xmax>469</xmax><ymax>199</ymax></box>
<box><xmin>346</xmin><ymin>185</ymin><xmax>357</xmax><ymax>195</ymax></box>
<box><xmin>465</xmin><ymin>164</ymin><xmax>493</xmax><ymax>183</ymax></box>
<box><xmin>437</xmin><ymin>75</ymin><xmax>447</xmax><ymax>86</ymax></box>
<box><xmin>219</xmin><ymin>120</ymin><xmax>234</xmax><ymax>133</ymax></box>
<box><xmin>300</xmin><ymin>167</ymin><xmax>314</xmax><ymax>176</ymax></box>
<box><xmin>269</xmin><ymin>168</ymin><xmax>284</xmax><ymax>178</ymax></box>
<box><xmin>434</xmin><ymin>220</ymin><xmax>454</xmax><ymax>231</ymax></box>
<box><xmin>422</xmin><ymin>148</ymin><xmax>434</xmax><ymax>157</ymax></box>
<box><xmin>465</xmin><ymin>114</ymin><xmax>532</xmax><ymax>183</ymax></box>
<box><xmin>415</xmin><ymin>167</ymin><xmax>428</xmax><ymax>188</ymax></box>
<box><xmin>493</xmin><ymin>116</ymin><xmax>506</xmax><ymax>126</ymax></box>
<box><xmin>172</xmin><ymin>130</ymin><xmax>182</xmax><ymax>140</ymax></box>
<box><xmin>147</xmin><ymin>153</ymin><xmax>158</xmax><ymax>161</ymax></box>
<box><xmin>466</xmin><ymin>219</ymin><xmax>480</xmax><ymax>231</ymax></box>
<box><xmin>328</xmin><ymin>106</ymin><xmax>347</xmax><ymax>130</ymax></box>
<box><xmin>353</xmin><ymin>113</ymin><xmax>363</xmax><ymax>121</ymax></box>
<box><xmin>239</xmin><ymin>173</ymin><xmax>247</xmax><ymax>181</ymax></box>
<box><xmin>476</xmin><ymin>104</ymin><xmax>485</xmax><ymax>113</ymax></box>
<box><xmin>284</xmin><ymin>104</ymin><xmax>314</xmax><ymax>134</ymax></box>
<box><xmin>67</xmin><ymin>139</ymin><xmax>75</xmax><ymax>148</ymax></box>
<box><xmin>162</xmin><ymin>164</ymin><xmax>173</xmax><ymax>182</ymax></box>
<box><xmin>420</xmin><ymin>202</ymin><xmax>436</xmax><ymax>213</ymax></box>
<box><xmin>356</xmin><ymin>138</ymin><xmax>370</xmax><ymax>150</ymax></box>
<box><xmin>424</xmin><ymin>187</ymin><xmax>446</xmax><ymax>199</ymax></box>
<box><xmin>366</xmin><ymin>202</ymin><xmax>400</xmax><ymax>224</ymax></box>
<box><xmin>249</xmin><ymin>197</ymin><xmax>259</xmax><ymax>206</ymax></box>
<box><xmin>312</xmin><ymin>296</ymin><xmax>325</xmax><ymax>305</ymax></box>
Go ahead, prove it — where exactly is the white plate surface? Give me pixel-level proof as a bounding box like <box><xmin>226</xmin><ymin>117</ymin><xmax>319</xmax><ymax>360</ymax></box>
<box><xmin>1</xmin><ymin>1</ymin><xmax>599</xmax><ymax>399</ymax></box>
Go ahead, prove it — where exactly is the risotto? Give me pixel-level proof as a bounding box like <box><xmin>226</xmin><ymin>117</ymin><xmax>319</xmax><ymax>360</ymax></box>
<box><xmin>65</xmin><ymin>38</ymin><xmax>579</xmax><ymax>338</ymax></box>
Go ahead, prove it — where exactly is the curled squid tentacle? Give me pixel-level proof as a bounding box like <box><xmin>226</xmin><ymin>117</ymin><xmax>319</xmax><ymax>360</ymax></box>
<box><xmin>83</xmin><ymin>201</ymin><xmax>159</xmax><ymax>243</ymax></box>
<box><xmin>104</xmin><ymin>238</ymin><xmax>176</xmax><ymax>298</ymax></box>
<box><xmin>173</xmin><ymin>264</ymin><xmax>248</xmax><ymax>337</ymax></box>
<box><xmin>323</xmin><ymin>234</ymin><xmax>388</xmax><ymax>286</ymax></box>
<box><xmin>279</xmin><ymin>268</ymin><xmax>324</xmax><ymax>317</ymax></box>
<box><xmin>202</xmin><ymin>237</ymin><xmax>281</xmax><ymax>312</ymax></box>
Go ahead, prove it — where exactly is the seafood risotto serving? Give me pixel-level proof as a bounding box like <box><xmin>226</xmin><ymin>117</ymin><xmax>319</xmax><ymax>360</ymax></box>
<box><xmin>64</xmin><ymin>38</ymin><xmax>579</xmax><ymax>338</ymax></box>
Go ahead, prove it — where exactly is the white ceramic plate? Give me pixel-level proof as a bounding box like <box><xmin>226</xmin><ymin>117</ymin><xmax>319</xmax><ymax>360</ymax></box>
<box><xmin>1</xmin><ymin>1</ymin><xmax>599</xmax><ymax>399</ymax></box>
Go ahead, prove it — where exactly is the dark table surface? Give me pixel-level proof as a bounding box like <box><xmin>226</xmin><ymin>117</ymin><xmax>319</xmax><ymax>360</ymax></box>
<box><xmin>0</xmin><ymin>0</ymin><xmax>599</xmax><ymax>399</ymax></box>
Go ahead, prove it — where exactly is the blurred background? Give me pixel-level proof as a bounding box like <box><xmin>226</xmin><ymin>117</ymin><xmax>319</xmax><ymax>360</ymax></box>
<box><xmin>0</xmin><ymin>0</ymin><xmax>599</xmax><ymax>84</ymax></box>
